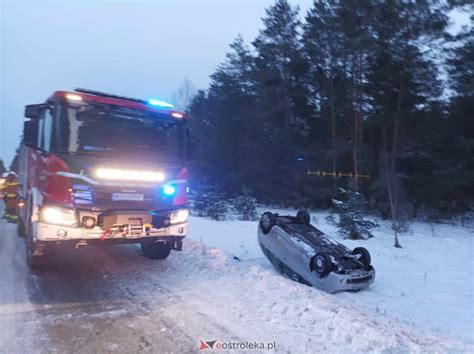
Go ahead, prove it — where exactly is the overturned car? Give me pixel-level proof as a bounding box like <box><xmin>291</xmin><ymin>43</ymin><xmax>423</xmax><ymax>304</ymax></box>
<box><xmin>258</xmin><ymin>210</ymin><xmax>375</xmax><ymax>293</ymax></box>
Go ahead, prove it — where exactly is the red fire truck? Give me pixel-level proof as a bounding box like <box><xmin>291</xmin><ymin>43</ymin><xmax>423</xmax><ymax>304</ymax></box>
<box><xmin>17</xmin><ymin>89</ymin><xmax>192</xmax><ymax>270</ymax></box>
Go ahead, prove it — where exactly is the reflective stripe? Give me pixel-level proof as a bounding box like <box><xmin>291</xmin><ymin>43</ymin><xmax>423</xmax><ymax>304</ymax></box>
<box><xmin>5</xmin><ymin>215</ymin><xmax>18</xmax><ymax>222</ymax></box>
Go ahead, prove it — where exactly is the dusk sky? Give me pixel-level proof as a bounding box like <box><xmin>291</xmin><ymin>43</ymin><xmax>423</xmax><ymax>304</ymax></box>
<box><xmin>0</xmin><ymin>0</ymin><xmax>470</xmax><ymax>165</ymax></box>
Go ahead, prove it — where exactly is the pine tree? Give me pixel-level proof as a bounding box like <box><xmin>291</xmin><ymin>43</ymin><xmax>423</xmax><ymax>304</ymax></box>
<box><xmin>337</xmin><ymin>0</ymin><xmax>377</xmax><ymax>192</ymax></box>
<box><xmin>328</xmin><ymin>188</ymin><xmax>378</xmax><ymax>240</ymax></box>
<box><xmin>443</xmin><ymin>28</ymin><xmax>474</xmax><ymax>208</ymax></box>
<box><xmin>187</xmin><ymin>0</ymin><xmax>470</xmax><ymax>216</ymax></box>
<box><xmin>303</xmin><ymin>1</ymin><xmax>346</xmax><ymax>193</ymax></box>
<box><xmin>0</xmin><ymin>160</ymin><xmax>6</xmax><ymax>175</ymax></box>
<box><xmin>232</xmin><ymin>186</ymin><xmax>258</xmax><ymax>221</ymax></box>
<box><xmin>9</xmin><ymin>148</ymin><xmax>20</xmax><ymax>173</ymax></box>
<box><xmin>252</xmin><ymin>0</ymin><xmax>311</xmax><ymax>203</ymax></box>
<box><xmin>190</xmin><ymin>184</ymin><xmax>228</xmax><ymax>220</ymax></box>
<box><xmin>365</xmin><ymin>0</ymin><xmax>448</xmax><ymax>246</ymax></box>
<box><xmin>253</xmin><ymin>0</ymin><xmax>309</xmax><ymax>138</ymax></box>
<box><xmin>193</xmin><ymin>36</ymin><xmax>259</xmax><ymax>192</ymax></box>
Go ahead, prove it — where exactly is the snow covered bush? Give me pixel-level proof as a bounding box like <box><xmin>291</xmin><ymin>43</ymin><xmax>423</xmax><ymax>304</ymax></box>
<box><xmin>191</xmin><ymin>186</ymin><xmax>228</xmax><ymax>220</ymax></box>
<box><xmin>328</xmin><ymin>188</ymin><xmax>378</xmax><ymax>240</ymax></box>
<box><xmin>391</xmin><ymin>218</ymin><xmax>409</xmax><ymax>238</ymax></box>
<box><xmin>231</xmin><ymin>186</ymin><xmax>258</xmax><ymax>221</ymax></box>
<box><xmin>205</xmin><ymin>197</ymin><xmax>228</xmax><ymax>220</ymax></box>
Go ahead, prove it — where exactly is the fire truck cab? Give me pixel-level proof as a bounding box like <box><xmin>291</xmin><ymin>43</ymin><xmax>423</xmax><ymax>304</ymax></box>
<box><xmin>17</xmin><ymin>89</ymin><xmax>191</xmax><ymax>270</ymax></box>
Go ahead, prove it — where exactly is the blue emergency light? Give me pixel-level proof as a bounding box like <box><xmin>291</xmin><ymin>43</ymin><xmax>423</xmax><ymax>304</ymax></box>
<box><xmin>148</xmin><ymin>99</ymin><xmax>174</xmax><ymax>108</ymax></box>
<box><xmin>163</xmin><ymin>185</ymin><xmax>176</xmax><ymax>196</ymax></box>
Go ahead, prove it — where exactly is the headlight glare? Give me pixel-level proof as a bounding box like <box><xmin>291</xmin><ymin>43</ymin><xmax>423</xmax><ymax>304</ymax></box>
<box><xmin>95</xmin><ymin>168</ymin><xmax>165</xmax><ymax>182</ymax></box>
<box><xmin>169</xmin><ymin>209</ymin><xmax>189</xmax><ymax>225</ymax></box>
<box><xmin>41</xmin><ymin>207</ymin><xmax>77</xmax><ymax>226</ymax></box>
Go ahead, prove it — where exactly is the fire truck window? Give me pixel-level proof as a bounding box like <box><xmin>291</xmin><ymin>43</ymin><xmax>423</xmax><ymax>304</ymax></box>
<box><xmin>59</xmin><ymin>104</ymin><xmax>184</xmax><ymax>162</ymax></box>
<box><xmin>43</xmin><ymin>109</ymin><xmax>53</xmax><ymax>152</ymax></box>
<box><xmin>37</xmin><ymin>114</ymin><xmax>44</xmax><ymax>150</ymax></box>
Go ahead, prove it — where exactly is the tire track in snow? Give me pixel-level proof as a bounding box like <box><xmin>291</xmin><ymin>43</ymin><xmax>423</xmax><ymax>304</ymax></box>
<box><xmin>0</xmin><ymin>216</ymin><xmax>52</xmax><ymax>353</ymax></box>
<box><xmin>93</xmin><ymin>244</ymin><xmax>248</xmax><ymax>345</ymax></box>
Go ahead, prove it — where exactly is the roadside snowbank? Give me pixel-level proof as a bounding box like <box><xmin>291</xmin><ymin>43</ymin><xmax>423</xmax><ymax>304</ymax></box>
<box><xmin>157</xmin><ymin>238</ymin><xmax>470</xmax><ymax>352</ymax></box>
<box><xmin>188</xmin><ymin>211</ymin><xmax>474</xmax><ymax>345</ymax></box>
<box><xmin>90</xmin><ymin>234</ymin><xmax>471</xmax><ymax>352</ymax></box>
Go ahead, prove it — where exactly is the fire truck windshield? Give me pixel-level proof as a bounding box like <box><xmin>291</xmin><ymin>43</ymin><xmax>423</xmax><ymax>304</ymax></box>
<box><xmin>56</xmin><ymin>102</ymin><xmax>185</xmax><ymax>162</ymax></box>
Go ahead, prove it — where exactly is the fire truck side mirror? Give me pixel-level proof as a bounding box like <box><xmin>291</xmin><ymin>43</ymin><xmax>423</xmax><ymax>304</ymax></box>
<box><xmin>23</xmin><ymin>120</ymin><xmax>38</xmax><ymax>148</ymax></box>
<box><xmin>24</xmin><ymin>104</ymin><xmax>47</xmax><ymax>119</ymax></box>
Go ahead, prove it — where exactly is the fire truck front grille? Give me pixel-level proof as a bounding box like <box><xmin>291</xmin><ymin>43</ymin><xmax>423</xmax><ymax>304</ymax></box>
<box><xmin>72</xmin><ymin>184</ymin><xmax>173</xmax><ymax>210</ymax></box>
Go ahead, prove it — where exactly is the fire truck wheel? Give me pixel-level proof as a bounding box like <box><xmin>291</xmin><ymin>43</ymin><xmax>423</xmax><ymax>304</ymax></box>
<box><xmin>26</xmin><ymin>231</ymin><xmax>44</xmax><ymax>271</ymax></box>
<box><xmin>17</xmin><ymin>217</ymin><xmax>26</xmax><ymax>238</ymax></box>
<box><xmin>141</xmin><ymin>241</ymin><xmax>172</xmax><ymax>260</ymax></box>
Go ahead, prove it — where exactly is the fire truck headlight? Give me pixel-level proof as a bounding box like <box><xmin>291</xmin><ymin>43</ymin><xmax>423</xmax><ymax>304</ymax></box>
<box><xmin>95</xmin><ymin>168</ymin><xmax>165</xmax><ymax>182</ymax></box>
<box><xmin>41</xmin><ymin>207</ymin><xmax>77</xmax><ymax>226</ymax></box>
<box><xmin>169</xmin><ymin>209</ymin><xmax>189</xmax><ymax>225</ymax></box>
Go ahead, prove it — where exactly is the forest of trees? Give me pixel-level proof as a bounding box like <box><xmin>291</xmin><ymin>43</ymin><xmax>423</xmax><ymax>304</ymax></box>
<box><xmin>0</xmin><ymin>160</ymin><xmax>6</xmax><ymax>176</ymax></box>
<box><xmin>187</xmin><ymin>0</ymin><xmax>473</xmax><ymax>221</ymax></box>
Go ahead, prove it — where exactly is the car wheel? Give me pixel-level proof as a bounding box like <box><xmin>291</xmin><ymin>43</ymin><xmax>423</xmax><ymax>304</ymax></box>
<box><xmin>141</xmin><ymin>242</ymin><xmax>172</xmax><ymax>260</ymax></box>
<box><xmin>296</xmin><ymin>209</ymin><xmax>311</xmax><ymax>225</ymax></box>
<box><xmin>351</xmin><ymin>247</ymin><xmax>371</xmax><ymax>266</ymax></box>
<box><xmin>311</xmin><ymin>252</ymin><xmax>332</xmax><ymax>277</ymax></box>
<box><xmin>260</xmin><ymin>212</ymin><xmax>276</xmax><ymax>235</ymax></box>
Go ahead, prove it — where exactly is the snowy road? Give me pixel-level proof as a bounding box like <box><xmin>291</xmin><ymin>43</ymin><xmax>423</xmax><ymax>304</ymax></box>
<box><xmin>0</xmin><ymin>204</ymin><xmax>472</xmax><ymax>353</ymax></box>
<box><xmin>0</xmin><ymin>211</ymin><xmax>239</xmax><ymax>353</ymax></box>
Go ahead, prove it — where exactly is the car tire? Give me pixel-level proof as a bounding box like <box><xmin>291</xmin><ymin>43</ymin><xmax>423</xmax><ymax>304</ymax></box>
<box><xmin>141</xmin><ymin>242</ymin><xmax>172</xmax><ymax>260</ymax></box>
<box><xmin>311</xmin><ymin>252</ymin><xmax>332</xmax><ymax>277</ymax></box>
<box><xmin>351</xmin><ymin>247</ymin><xmax>371</xmax><ymax>266</ymax></box>
<box><xmin>260</xmin><ymin>212</ymin><xmax>276</xmax><ymax>235</ymax></box>
<box><xmin>296</xmin><ymin>209</ymin><xmax>311</xmax><ymax>225</ymax></box>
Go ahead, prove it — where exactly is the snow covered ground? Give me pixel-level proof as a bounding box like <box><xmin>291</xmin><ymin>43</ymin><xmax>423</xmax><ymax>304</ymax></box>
<box><xmin>188</xmin><ymin>209</ymin><xmax>474</xmax><ymax>346</ymax></box>
<box><xmin>1</xmin><ymin>205</ymin><xmax>472</xmax><ymax>352</ymax></box>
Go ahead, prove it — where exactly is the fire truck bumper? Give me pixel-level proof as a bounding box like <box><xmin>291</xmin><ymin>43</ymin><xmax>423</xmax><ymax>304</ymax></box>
<box><xmin>35</xmin><ymin>221</ymin><xmax>187</xmax><ymax>248</ymax></box>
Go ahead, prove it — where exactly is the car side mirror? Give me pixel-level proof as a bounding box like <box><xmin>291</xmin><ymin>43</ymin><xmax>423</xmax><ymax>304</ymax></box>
<box><xmin>23</xmin><ymin>120</ymin><xmax>38</xmax><ymax>148</ymax></box>
<box><xmin>24</xmin><ymin>104</ymin><xmax>48</xmax><ymax>119</ymax></box>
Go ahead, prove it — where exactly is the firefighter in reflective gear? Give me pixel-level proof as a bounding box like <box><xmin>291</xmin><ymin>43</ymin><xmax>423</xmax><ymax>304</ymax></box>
<box><xmin>0</xmin><ymin>173</ymin><xmax>7</xmax><ymax>198</ymax></box>
<box><xmin>2</xmin><ymin>172</ymin><xmax>19</xmax><ymax>222</ymax></box>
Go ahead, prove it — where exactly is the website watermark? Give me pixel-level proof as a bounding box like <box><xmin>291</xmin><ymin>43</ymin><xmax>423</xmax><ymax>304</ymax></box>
<box><xmin>200</xmin><ymin>339</ymin><xmax>277</xmax><ymax>351</ymax></box>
